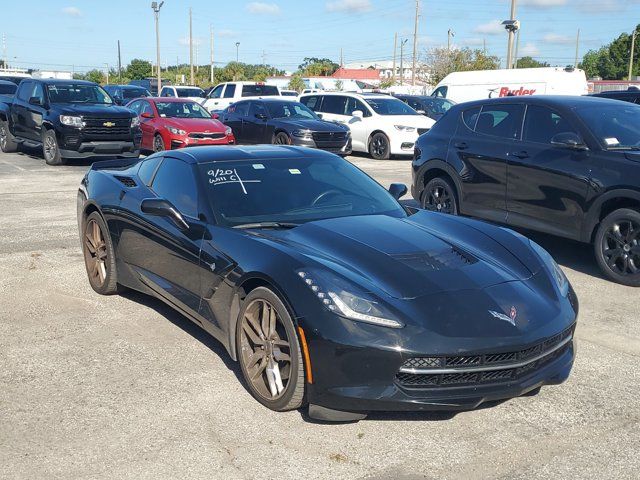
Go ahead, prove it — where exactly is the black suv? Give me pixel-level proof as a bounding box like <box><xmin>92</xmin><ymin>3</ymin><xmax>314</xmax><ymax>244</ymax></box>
<box><xmin>412</xmin><ymin>95</ymin><xmax>640</xmax><ymax>286</ymax></box>
<box><xmin>592</xmin><ymin>86</ymin><xmax>640</xmax><ymax>104</ymax></box>
<box><xmin>0</xmin><ymin>79</ymin><xmax>141</xmax><ymax>165</ymax></box>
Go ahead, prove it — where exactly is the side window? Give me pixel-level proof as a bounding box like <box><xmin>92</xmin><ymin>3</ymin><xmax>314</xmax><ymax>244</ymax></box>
<box><xmin>138</xmin><ymin>156</ymin><xmax>163</xmax><ymax>186</ymax></box>
<box><xmin>128</xmin><ymin>100</ymin><xmax>141</xmax><ymax>114</ymax></box>
<box><xmin>432</xmin><ymin>86</ymin><xmax>448</xmax><ymax>98</ymax></box>
<box><xmin>462</xmin><ymin>106</ymin><xmax>481</xmax><ymax>131</ymax></box>
<box><xmin>140</xmin><ymin>101</ymin><xmax>154</xmax><ymax>116</ymax></box>
<box><xmin>249</xmin><ymin>101</ymin><xmax>266</xmax><ymax>118</ymax></box>
<box><xmin>321</xmin><ymin>96</ymin><xmax>348</xmax><ymax>115</ymax></box>
<box><xmin>234</xmin><ymin>101</ymin><xmax>250</xmax><ymax>117</ymax></box>
<box><xmin>223</xmin><ymin>84</ymin><xmax>236</xmax><ymax>98</ymax></box>
<box><xmin>300</xmin><ymin>95</ymin><xmax>320</xmax><ymax>111</ymax></box>
<box><xmin>151</xmin><ymin>159</ymin><xmax>198</xmax><ymax>218</ymax></box>
<box><xmin>475</xmin><ymin>104</ymin><xmax>524</xmax><ymax>140</ymax></box>
<box><xmin>161</xmin><ymin>88</ymin><xmax>174</xmax><ymax>97</ymax></box>
<box><xmin>209</xmin><ymin>84</ymin><xmax>224</xmax><ymax>98</ymax></box>
<box><xmin>17</xmin><ymin>81</ymin><xmax>33</xmax><ymax>101</ymax></box>
<box><xmin>345</xmin><ymin>97</ymin><xmax>370</xmax><ymax>117</ymax></box>
<box><xmin>523</xmin><ymin>105</ymin><xmax>579</xmax><ymax>145</ymax></box>
<box><xmin>31</xmin><ymin>82</ymin><xmax>45</xmax><ymax>104</ymax></box>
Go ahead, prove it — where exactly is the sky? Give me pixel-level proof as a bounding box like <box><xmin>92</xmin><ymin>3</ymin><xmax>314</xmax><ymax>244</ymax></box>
<box><xmin>1</xmin><ymin>0</ymin><xmax>639</xmax><ymax>74</ymax></box>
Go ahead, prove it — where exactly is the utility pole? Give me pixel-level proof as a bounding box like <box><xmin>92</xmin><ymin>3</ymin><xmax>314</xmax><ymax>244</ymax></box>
<box><xmin>506</xmin><ymin>0</ymin><xmax>517</xmax><ymax>69</ymax></box>
<box><xmin>400</xmin><ymin>38</ymin><xmax>408</xmax><ymax>86</ymax></box>
<box><xmin>483</xmin><ymin>38</ymin><xmax>487</xmax><ymax>54</ymax></box>
<box><xmin>189</xmin><ymin>7</ymin><xmax>194</xmax><ymax>85</ymax></box>
<box><xmin>513</xmin><ymin>29</ymin><xmax>520</xmax><ymax>69</ymax></box>
<box><xmin>117</xmin><ymin>40</ymin><xmax>122</xmax><ymax>83</ymax></box>
<box><xmin>574</xmin><ymin>28</ymin><xmax>580</xmax><ymax>68</ymax></box>
<box><xmin>340</xmin><ymin>48</ymin><xmax>343</xmax><ymax>68</ymax></box>
<box><xmin>152</xmin><ymin>2</ymin><xmax>164</xmax><ymax>93</ymax></box>
<box><xmin>105</xmin><ymin>64</ymin><xmax>109</xmax><ymax>84</ymax></box>
<box><xmin>392</xmin><ymin>32</ymin><xmax>398</xmax><ymax>83</ymax></box>
<box><xmin>447</xmin><ymin>29</ymin><xmax>455</xmax><ymax>51</ymax></box>
<box><xmin>235</xmin><ymin>42</ymin><xmax>240</xmax><ymax>63</ymax></box>
<box><xmin>2</xmin><ymin>33</ymin><xmax>7</xmax><ymax>69</ymax></box>
<box><xmin>210</xmin><ymin>24</ymin><xmax>214</xmax><ymax>84</ymax></box>
<box><xmin>629</xmin><ymin>30</ymin><xmax>637</xmax><ymax>81</ymax></box>
<box><xmin>411</xmin><ymin>0</ymin><xmax>419</xmax><ymax>86</ymax></box>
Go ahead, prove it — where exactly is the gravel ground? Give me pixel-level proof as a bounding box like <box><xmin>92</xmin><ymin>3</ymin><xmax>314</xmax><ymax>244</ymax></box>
<box><xmin>0</xmin><ymin>149</ymin><xmax>638</xmax><ymax>480</ymax></box>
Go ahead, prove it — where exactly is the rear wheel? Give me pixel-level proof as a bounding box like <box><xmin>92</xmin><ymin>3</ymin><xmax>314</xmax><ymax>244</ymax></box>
<box><xmin>368</xmin><ymin>132</ymin><xmax>390</xmax><ymax>160</ymax></box>
<box><xmin>43</xmin><ymin>128</ymin><xmax>65</xmax><ymax>165</ymax></box>
<box><xmin>421</xmin><ymin>177</ymin><xmax>458</xmax><ymax>215</ymax></box>
<box><xmin>0</xmin><ymin>120</ymin><xmax>18</xmax><ymax>153</ymax></box>
<box><xmin>594</xmin><ymin>208</ymin><xmax>640</xmax><ymax>286</ymax></box>
<box><xmin>237</xmin><ymin>287</ymin><xmax>305</xmax><ymax>411</ymax></box>
<box><xmin>153</xmin><ymin>134</ymin><xmax>166</xmax><ymax>152</ymax></box>
<box><xmin>274</xmin><ymin>132</ymin><xmax>291</xmax><ymax>145</ymax></box>
<box><xmin>82</xmin><ymin>212</ymin><xmax>120</xmax><ymax>295</ymax></box>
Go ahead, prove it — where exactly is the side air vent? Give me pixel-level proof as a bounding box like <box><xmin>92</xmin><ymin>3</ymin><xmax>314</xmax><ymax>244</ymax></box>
<box><xmin>115</xmin><ymin>176</ymin><xmax>137</xmax><ymax>188</ymax></box>
<box><xmin>391</xmin><ymin>247</ymin><xmax>476</xmax><ymax>273</ymax></box>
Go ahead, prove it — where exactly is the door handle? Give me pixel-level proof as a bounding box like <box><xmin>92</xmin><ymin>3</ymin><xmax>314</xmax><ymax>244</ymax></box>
<box><xmin>508</xmin><ymin>151</ymin><xmax>529</xmax><ymax>159</ymax></box>
<box><xmin>454</xmin><ymin>142</ymin><xmax>468</xmax><ymax>150</ymax></box>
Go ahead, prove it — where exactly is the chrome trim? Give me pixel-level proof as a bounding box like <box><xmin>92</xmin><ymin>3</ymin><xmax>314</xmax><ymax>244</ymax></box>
<box><xmin>399</xmin><ymin>334</ymin><xmax>573</xmax><ymax>374</ymax></box>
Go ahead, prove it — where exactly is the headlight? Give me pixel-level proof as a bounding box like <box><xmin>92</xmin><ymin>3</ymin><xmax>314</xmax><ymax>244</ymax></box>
<box><xmin>292</xmin><ymin>129</ymin><xmax>313</xmax><ymax>139</ymax></box>
<box><xmin>225</xmin><ymin>126</ymin><xmax>232</xmax><ymax>136</ymax></box>
<box><xmin>167</xmin><ymin>126</ymin><xmax>186</xmax><ymax>135</ymax></box>
<box><xmin>131</xmin><ymin>116</ymin><xmax>140</xmax><ymax>128</ymax></box>
<box><xmin>60</xmin><ymin>115</ymin><xmax>84</xmax><ymax>128</ymax></box>
<box><xmin>530</xmin><ymin>240</ymin><xmax>569</xmax><ymax>296</ymax></box>
<box><xmin>297</xmin><ymin>270</ymin><xmax>403</xmax><ymax>328</ymax></box>
<box><xmin>394</xmin><ymin>125</ymin><xmax>416</xmax><ymax>132</ymax></box>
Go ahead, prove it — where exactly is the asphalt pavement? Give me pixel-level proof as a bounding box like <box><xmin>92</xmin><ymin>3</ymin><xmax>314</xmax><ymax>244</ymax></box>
<box><xmin>0</xmin><ymin>148</ymin><xmax>638</xmax><ymax>479</ymax></box>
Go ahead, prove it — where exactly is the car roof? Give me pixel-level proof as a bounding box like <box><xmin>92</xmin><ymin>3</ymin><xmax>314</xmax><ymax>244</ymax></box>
<box><xmin>168</xmin><ymin>145</ymin><xmax>336</xmax><ymax>164</ymax></box>
<box><xmin>299</xmin><ymin>91</ymin><xmax>390</xmax><ymax>99</ymax></box>
<box><xmin>237</xmin><ymin>97</ymin><xmax>298</xmax><ymax>103</ymax></box>
<box><xmin>145</xmin><ymin>97</ymin><xmax>200</xmax><ymax>103</ymax></box>
<box><xmin>171</xmin><ymin>85</ymin><xmax>203</xmax><ymax>89</ymax></box>
<box><xmin>32</xmin><ymin>78</ymin><xmax>97</xmax><ymax>85</ymax></box>
<box><xmin>454</xmin><ymin>95</ymin><xmax>630</xmax><ymax>109</ymax></box>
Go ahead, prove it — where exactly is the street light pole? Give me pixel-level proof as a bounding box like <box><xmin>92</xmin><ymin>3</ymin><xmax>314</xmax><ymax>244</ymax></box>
<box><xmin>400</xmin><ymin>38</ymin><xmax>408</xmax><ymax>86</ymax></box>
<box><xmin>235</xmin><ymin>42</ymin><xmax>240</xmax><ymax>63</ymax></box>
<box><xmin>629</xmin><ymin>30</ymin><xmax>637</xmax><ymax>81</ymax></box>
<box><xmin>151</xmin><ymin>1</ymin><xmax>164</xmax><ymax>93</ymax></box>
<box><xmin>447</xmin><ymin>29</ymin><xmax>455</xmax><ymax>51</ymax></box>
<box><xmin>411</xmin><ymin>0</ymin><xmax>419</xmax><ymax>86</ymax></box>
<box><xmin>506</xmin><ymin>0</ymin><xmax>517</xmax><ymax>69</ymax></box>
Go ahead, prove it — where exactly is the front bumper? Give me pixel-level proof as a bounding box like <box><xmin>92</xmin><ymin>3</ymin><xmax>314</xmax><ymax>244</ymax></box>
<box><xmin>170</xmin><ymin>134</ymin><xmax>235</xmax><ymax>149</ymax></box>
<box><xmin>291</xmin><ymin>136</ymin><xmax>352</xmax><ymax>155</ymax></box>
<box><xmin>58</xmin><ymin>127</ymin><xmax>141</xmax><ymax>159</ymax></box>
<box><xmin>389</xmin><ymin>129</ymin><xmax>423</xmax><ymax>156</ymax></box>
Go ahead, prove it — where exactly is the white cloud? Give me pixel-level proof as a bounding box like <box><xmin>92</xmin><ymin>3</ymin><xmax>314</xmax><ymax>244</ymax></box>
<box><xmin>519</xmin><ymin>42</ymin><xmax>540</xmax><ymax>57</ymax></box>
<box><xmin>473</xmin><ymin>20</ymin><xmax>504</xmax><ymax>36</ymax></box>
<box><xmin>246</xmin><ymin>2</ymin><xmax>280</xmax><ymax>15</ymax></box>
<box><xmin>326</xmin><ymin>0</ymin><xmax>372</xmax><ymax>13</ymax></box>
<box><xmin>542</xmin><ymin>33</ymin><xmax>573</xmax><ymax>45</ymax></box>
<box><xmin>520</xmin><ymin>0</ymin><xmax>567</xmax><ymax>7</ymax></box>
<box><xmin>580</xmin><ymin>0</ymin><xmax>640</xmax><ymax>13</ymax></box>
<box><xmin>62</xmin><ymin>6</ymin><xmax>82</xmax><ymax>17</ymax></box>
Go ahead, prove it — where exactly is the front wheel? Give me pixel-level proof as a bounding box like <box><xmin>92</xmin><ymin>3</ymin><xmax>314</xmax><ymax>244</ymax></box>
<box><xmin>82</xmin><ymin>212</ymin><xmax>120</xmax><ymax>295</ymax></box>
<box><xmin>594</xmin><ymin>208</ymin><xmax>640</xmax><ymax>286</ymax></box>
<box><xmin>368</xmin><ymin>132</ymin><xmax>390</xmax><ymax>160</ymax></box>
<box><xmin>421</xmin><ymin>177</ymin><xmax>458</xmax><ymax>215</ymax></box>
<box><xmin>43</xmin><ymin>129</ymin><xmax>65</xmax><ymax>165</ymax></box>
<box><xmin>274</xmin><ymin>132</ymin><xmax>291</xmax><ymax>145</ymax></box>
<box><xmin>153</xmin><ymin>134</ymin><xmax>166</xmax><ymax>152</ymax></box>
<box><xmin>236</xmin><ymin>287</ymin><xmax>305</xmax><ymax>411</ymax></box>
<box><xmin>0</xmin><ymin>120</ymin><xmax>18</xmax><ymax>153</ymax></box>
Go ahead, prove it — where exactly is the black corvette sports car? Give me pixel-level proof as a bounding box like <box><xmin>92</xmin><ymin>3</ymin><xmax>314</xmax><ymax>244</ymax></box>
<box><xmin>77</xmin><ymin>146</ymin><xmax>578</xmax><ymax>421</ymax></box>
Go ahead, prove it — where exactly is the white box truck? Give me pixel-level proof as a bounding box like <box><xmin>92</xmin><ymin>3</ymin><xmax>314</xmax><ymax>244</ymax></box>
<box><xmin>431</xmin><ymin>67</ymin><xmax>588</xmax><ymax>103</ymax></box>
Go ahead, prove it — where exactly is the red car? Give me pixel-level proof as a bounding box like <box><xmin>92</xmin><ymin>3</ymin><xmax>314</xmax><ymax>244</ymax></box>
<box><xmin>125</xmin><ymin>97</ymin><xmax>235</xmax><ymax>152</ymax></box>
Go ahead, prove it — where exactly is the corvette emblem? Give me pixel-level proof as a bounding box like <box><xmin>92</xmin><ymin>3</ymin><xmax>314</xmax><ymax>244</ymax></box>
<box><xmin>489</xmin><ymin>307</ymin><xmax>518</xmax><ymax>326</ymax></box>
<box><xmin>103</xmin><ymin>121</ymin><xmax>116</xmax><ymax>127</ymax></box>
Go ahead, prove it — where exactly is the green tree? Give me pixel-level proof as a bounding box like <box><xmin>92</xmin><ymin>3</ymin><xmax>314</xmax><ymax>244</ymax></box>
<box><xmin>515</xmin><ymin>56</ymin><xmax>550</xmax><ymax>69</ymax></box>
<box><xmin>298</xmin><ymin>57</ymin><xmax>339</xmax><ymax>76</ymax></box>
<box><xmin>287</xmin><ymin>73</ymin><xmax>305</xmax><ymax>92</ymax></box>
<box><xmin>580</xmin><ymin>25</ymin><xmax>639</xmax><ymax>79</ymax></box>
<box><xmin>126</xmin><ymin>59</ymin><xmax>152</xmax><ymax>80</ymax></box>
<box><xmin>423</xmin><ymin>47</ymin><xmax>500</xmax><ymax>85</ymax></box>
<box><xmin>84</xmin><ymin>69</ymin><xmax>105</xmax><ymax>84</ymax></box>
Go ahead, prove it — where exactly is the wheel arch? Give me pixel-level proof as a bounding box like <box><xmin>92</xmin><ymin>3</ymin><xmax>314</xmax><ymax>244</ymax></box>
<box><xmin>583</xmin><ymin>189</ymin><xmax>640</xmax><ymax>242</ymax></box>
<box><xmin>414</xmin><ymin>159</ymin><xmax>463</xmax><ymax>207</ymax></box>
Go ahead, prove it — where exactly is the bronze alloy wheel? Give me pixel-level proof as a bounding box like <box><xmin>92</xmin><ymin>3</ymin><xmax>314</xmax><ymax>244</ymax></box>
<box><xmin>84</xmin><ymin>218</ymin><xmax>109</xmax><ymax>288</ymax></box>
<box><xmin>239</xmin><ymin>298</ymin><xmax>293</xmax><ymax>401</ymax></box>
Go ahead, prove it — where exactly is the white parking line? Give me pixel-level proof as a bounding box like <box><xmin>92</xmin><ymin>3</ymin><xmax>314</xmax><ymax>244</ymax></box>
<box><xmin>0</xmin><ymin>159</ymin><xmax>26</xmax><ymax>171</ymax></box>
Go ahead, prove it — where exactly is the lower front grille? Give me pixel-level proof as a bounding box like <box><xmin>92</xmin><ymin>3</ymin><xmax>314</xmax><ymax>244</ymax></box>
<box><xmin>417</xmin><ymin>128</ymin><xmax>429</xmax><ymax>135</ymax></box>
<box><xmin>189</xmin><ymin>132</ymin><xmax>226</xmax><ymax>139</ymax></box>
<box><xmin>312</xmin><ymin>131</ymin><xmax>348</xmax><ymax>148</ymax></box>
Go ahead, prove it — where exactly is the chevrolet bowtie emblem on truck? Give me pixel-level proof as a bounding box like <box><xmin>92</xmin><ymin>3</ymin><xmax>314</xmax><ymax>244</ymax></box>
<box><xmin>103</xmin><ymin>121</ymin><xmax>116</xmax><ymax>127</ymax></box>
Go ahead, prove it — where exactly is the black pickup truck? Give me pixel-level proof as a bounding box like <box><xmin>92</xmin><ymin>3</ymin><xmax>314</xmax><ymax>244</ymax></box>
<box><xmin>0</xmin><ymin>78</ymin><xmax>141</xmax><ymax>165</ymax></box>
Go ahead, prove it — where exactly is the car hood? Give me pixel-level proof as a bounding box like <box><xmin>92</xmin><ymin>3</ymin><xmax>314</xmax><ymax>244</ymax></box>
<box><xmin>56</xmin><ymin>104</ymin><xmax>134</xmax><ymax>118</ymax></box>
<box><xmin>163</xmin><ymin>117</ymin><xmax>226</xmax><ymax>132</ymax></box>
<box><xmin>378</xmin><ymin>114</ymin><xmax>435</xmax><ymax>128</ymax></box>
<box><xmin>272</xmin><ymin>118</ymin><xmax>348</xmax><ymax>132</ymax></box>
<box><xmin>256</xmin><ymin>211</ymin><xmax>538</xmax><ymax>299</ymax></box>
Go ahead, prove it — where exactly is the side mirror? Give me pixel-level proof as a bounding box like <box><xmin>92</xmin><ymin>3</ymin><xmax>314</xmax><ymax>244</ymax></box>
<box><xmin>388</xmin><ymin>183</ymin><xmax>408</xmax><ymax>200</ymax></box>
<box><xmin>352</xmin><ymin>110</ymin><xmax>364</xmax><ymax>119</ymax></box>
<box><xmin>113</xmin><ymin>96</ymin><xmax>123</xmax><ymax>105</ymax></box>
<box><xmin>255</xmin><ymin>112</ymin><xmax>268</xmax><ymax>120</ymax></box>
<box><xmin>141</xmin><ymin>198</ymin><xmax>189</xmax><ymax>230</ymax></box>
<box><xmin>316</xmin><ymin>113</ymin><xmax>323</xmax><ymax>119</ymax></box>
<box><xmin>211</xmin><ymin>112</ymin><xmax>220</xmax><ymax>119</ymax></box>
<box><xmin>140</xmin><ymin>112</ymin><xmax>154</xmax><ymax>119</ymax></box>
<box><xmin>551</xmin><ymin>132</ymin><xmax>587</xmax><ymax>150</ymax></box>
<box><xmin>28</xmin><ymin>96</ymin><xmax>43</xmax><ymax>106</ymax></box>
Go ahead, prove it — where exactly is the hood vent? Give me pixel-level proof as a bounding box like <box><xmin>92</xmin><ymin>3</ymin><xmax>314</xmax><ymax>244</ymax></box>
<box><xmin>391</xmin><ymin>247</ymin><xmax>476</xmax><ymax>273</ymax></box>
<box><xmin>115</xmin><ymin>175</ymin><xmax>137</xmax><ymax>188</ymax></box>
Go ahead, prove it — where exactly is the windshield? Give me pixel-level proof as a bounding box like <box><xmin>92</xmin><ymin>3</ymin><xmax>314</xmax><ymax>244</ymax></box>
<box><xmin>123</xmin><ymin>88</ymin><xmax>149</xmax><ymax>99</ymax></box>
<box><xmin>47</xmin><ymin>84</ymin><xmax>113</xmax><ymax>104</ymax></box>
<box><xmin>265</xmin><ymin>102</ymin><xmax>318</xmax><ymax>120</ymax></box>
<box><xmin>365</xmin><ymin>97</ymin><xmax>418</xmax><ymax>116</ymax></box>
<box><xmin>0</xmin><ymin>83</ymin><xmax>17</xmax><ymax>95</ymax></box>
<box><xmin>200</xmin><ymin>156</ymin><xmax>406</xmax><ymax>227</ymax></box>
<box><xmin>176</xmin><ymin>87</ymin><xmax>205</xmax><ymax>98</ymax></box>
<box><xmin>156</xmin><ymin>101</ymin><xmax>212</xmax><ymax>118</ymax></box>
<box><xmin>577</xmin><ymin>104</ymin><xmax>640</xmax><ymax>150</ymax></box>
<box><xmin>241</xmin><ymin>84</ymin><xmax>279</xmax><ymax>97</ymax></box>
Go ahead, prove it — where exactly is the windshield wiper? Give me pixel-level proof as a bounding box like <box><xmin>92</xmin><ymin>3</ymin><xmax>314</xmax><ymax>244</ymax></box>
<box><xmin>233</xmin><ymin>222</ymin><xmax>299</xmax><ymax>230</ymax></box>
<box><xmin>607</xmin><ymin>146</ymin><xmax>640</xmax><ymax>151</ymax></box>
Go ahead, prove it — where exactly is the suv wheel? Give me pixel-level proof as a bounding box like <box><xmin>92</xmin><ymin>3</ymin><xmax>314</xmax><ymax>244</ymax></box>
<box><xmin>594</xmin><ymin>208</ymin><xmax>640</xmax><ymax>286</ymax></box>
<box><xmin>369</xmin><ymin>132</ymin><xmax>390</xmax><ymax>160</ymax></box>
<box><xmin>0</xmin><ymin>120</ymin><xmax>18</xmax><ymax>153</ymax></box>
<box><xmin>43</xmin><ymin>129</ymin><xmax>65</xmax><ymax>165</ymax></box>
<box><xmin>422</xmin><ymin>177</ymin><xmax>458</xmax><ymax>215</ymax></box>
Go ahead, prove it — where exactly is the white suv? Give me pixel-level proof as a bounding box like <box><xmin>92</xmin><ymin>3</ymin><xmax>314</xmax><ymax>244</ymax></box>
<box><xmin>299</xmin><ymin>92</ymin><xmax>434</xmax><ymax>159</ymax></box>
<box><xmin>159</xmin><ymin>86</ymin><xmax>206</xmax><ymax>103</ymax></box>
<box><xmin>202</xmin><ymin>82</ymin><xmax>281</xmax><ymax>113</ymax></box>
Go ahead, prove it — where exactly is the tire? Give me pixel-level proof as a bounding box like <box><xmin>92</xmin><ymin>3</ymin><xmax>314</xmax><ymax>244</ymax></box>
<box><xmin>42</xmin><ymin>128</ymin><xmax>65</xmax><ymax>165</ymax></box>
<box><xmin>421</xmin><ymin>177</ymin><xmax>458</xmax><ymax>215</ymax></box>
<box><xmin>274</xmin><ymin>132</ymin><xmax>291</xmax><ymax>145</ymax></box>
<box><xmin>153</xmin><ymin>134</ymin><xmax>166</xmax><ymax>152</ymax></box>
<box><xmin>82</xmin><ymin>211</ymin><xmax>120</xmax><ymax>295</ymax></box>
<box><xmin>236</xmin><ymin>287</ymin><xmax>305</xmax><ymax>411</ymax></box>
<box><xmin>0</xmin><ymin>120</ymin><xmax>18</xmax><ymax>153</ymax></box>
<box><xmin>368</xmin><ymin>132</ymin><xmax>390</xmax><ymax>160</ymax></box>
<box><xmin>594</xmin><ymin>208</ymin><xmax>640</xmax><ymax>287</ymax></box>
